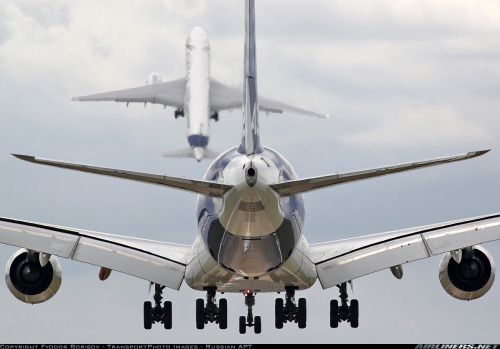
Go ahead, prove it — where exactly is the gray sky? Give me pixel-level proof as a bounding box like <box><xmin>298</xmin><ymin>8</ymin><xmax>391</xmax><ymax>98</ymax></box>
<box><xmin>1</xmin><ymin>0</ymin><xmax>500</xmax><ymax>344</ymax></box>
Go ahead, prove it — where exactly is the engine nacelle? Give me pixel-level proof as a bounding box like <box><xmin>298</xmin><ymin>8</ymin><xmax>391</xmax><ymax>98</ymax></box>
<box><xmin>439</xmin><ymin>245</ymin><xmax>495</xmax><ymax>300</ymax></box>
<box><xmin>5</xmin><ymin>249</ymin><xmax>62</xmax><ymax>304</ymax></box>
<box><xmin>146</xmin><ymin>72</ymin><xmax>162</xmax><ymax>85</ymax></box>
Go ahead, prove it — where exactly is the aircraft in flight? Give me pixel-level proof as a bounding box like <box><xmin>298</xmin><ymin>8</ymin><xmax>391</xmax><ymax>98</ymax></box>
<box><xmin>71</xmin><ymin>26</ymin><xmax>328</xmax><ymax>162</ymax></box>
<box><xmin>2</xmin><ymin>0</ymin><xmax>500</xmax><ymax>335</ymax></box>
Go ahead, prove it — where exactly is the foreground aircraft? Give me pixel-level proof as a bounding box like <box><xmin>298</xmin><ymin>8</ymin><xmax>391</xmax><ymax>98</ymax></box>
<box><xmin>71</xmin><ymin>26</ymin><xmax>328</xmax><ymax>161</ymax></box>
<box><xmin>2</xmin><ymin>0</ymin><xmax>500</xmax><ymax>334</ymax></box>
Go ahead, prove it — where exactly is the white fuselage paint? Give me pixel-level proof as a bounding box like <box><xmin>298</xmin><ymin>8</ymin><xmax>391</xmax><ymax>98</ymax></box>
<box><xmin>184</xmin><ymin>27</ymin><xmax>211</xmax><ymax>161</ymax></box>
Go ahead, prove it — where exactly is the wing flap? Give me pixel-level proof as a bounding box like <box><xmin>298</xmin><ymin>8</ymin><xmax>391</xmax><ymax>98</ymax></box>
<box><xmin>0</xmin><ymin>217</ymin><xmax>190</xmax><ymax>289</ymax></box>
<box><xmin>12</xmin><ymin>154</ymin><xmax>232</xmax><ymax>197</ymax></box>
<box><xmin>271</xmin><ymin>150</ymin><xmax>490</xmax><ymax>196</ymax></box>
<box><xmin>310</xmin><ymin>213</ymin><xmax>500</xmax><ymax>289</ymax></box>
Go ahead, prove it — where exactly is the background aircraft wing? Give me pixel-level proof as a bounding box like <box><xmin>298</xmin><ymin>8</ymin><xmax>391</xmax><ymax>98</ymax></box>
<box><xmin>71</xmin><ymin>78</ymin><xmax>186</xmax><ymax>108</ymax></box>
<box><xmin>0</xmin><ymin>216</ymin><xmax>191</xmax><ymax>290</ymax></box>
<box><xmin>270</xmin><ymin>150</ymin><xmax>490</xmax><ymax>196</ymax></box>
<box><xmin>209</xmin><ymin>79</ymin><xmax>329</xmax><ymax>118</ymax></box>
<box><xmin>308</xmin><ymin>212</ymin><xmax>500</xmax><ymax>289</ymax></box>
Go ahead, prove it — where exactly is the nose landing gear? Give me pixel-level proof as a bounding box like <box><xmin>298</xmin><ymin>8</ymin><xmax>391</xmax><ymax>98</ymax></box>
<box><xmin>239</xmin><ymin>290</ymin><xmax>261</xmax><ymax>334</ymax></box>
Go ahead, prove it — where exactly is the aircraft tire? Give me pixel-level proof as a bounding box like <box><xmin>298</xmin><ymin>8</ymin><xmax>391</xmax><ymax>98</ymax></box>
<box><xmin>239</xmin><ymin>316</ymin><xmax>246</xmax><ymax>334</ymax></box>
<box><xmin>163</xmin><ymin>301</ymin><xmax>172</xmax><ymax>329</ymax></box>
<box><xmin>144</xmin><ymin>301</ymin><xmax>153</xmax><ymax>330</ymax></box>
<box><xmin>219</xmin><ymin>298</ymin><xmax>227</xmax><ymax>329</ymax></box>
<box><xmin>330</xmin><ymin>300</ymin><xmax>339</xmax><ymax>328</ymax></box>
<box><xmin>275</xmin><ymin>298</ymin><xmax>284</xmax><ymax>329</ymax></box>
<box><xmin>298</xmin><ymin>298</ymin><xmax>307</xmax><ymax>329</ymax></box>
<box><xmin>196</xmin><ymin>298</ymin><xmax>205</xmax><ymax>329</ymax></box>
<box><xmin>349</xmin><ymin>299</ymin><xmax>359</xmax><ymax>328</ymax></box>
<box><xmin>254</xmin><ymin>316</ymin><xmax>262</xmax><ymax>334</ymax></box>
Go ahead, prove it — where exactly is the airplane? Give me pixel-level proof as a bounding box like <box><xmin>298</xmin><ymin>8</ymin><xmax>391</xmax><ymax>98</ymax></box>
<box><xmin>1</xmin><ymin>0</ymin><xmax>500</xmax><ymax>335</ymax></box>
<box><xmin>70</xmin><ymin>25</ymin><xmax>329</xmax><ymax>162</ymax></box>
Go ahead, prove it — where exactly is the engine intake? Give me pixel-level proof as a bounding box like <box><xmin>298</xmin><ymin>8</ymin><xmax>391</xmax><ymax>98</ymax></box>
<box><xmin>439</xmin><ymin>245</ymin><xmax>495</xmax><ymax>301</ymax></box>
<box><xmin>5</xmin><ymin>249</ymin><xmax>62</xmax><ymax>304</ymax></box>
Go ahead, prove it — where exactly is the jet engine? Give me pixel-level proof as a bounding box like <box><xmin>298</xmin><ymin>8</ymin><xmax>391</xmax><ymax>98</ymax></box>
<box><xmin>438</xmin><ymin>245</ymin><xmax>495</xmax><ymax>300</ymax></box>
<box><xmin>5</xmin><ymin>248</ymin><xmax>62</xmax><ymax>304</ymax></box>
<box><xmin>146</xmin><ymin>72</ymin><xmax>162</xmax><ymax>85</ymax></box>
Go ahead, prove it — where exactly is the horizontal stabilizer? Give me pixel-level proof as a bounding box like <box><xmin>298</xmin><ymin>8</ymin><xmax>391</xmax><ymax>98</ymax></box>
<box><xmin>12</xmin><ymin>154</ymin><xmax>232</xmax><ymax>197</ymax></box>
<box><xmin>270</xmin><ymin>150</ymin><xmax>490</xmax><ymax>196</ymax></box>
<box><xmin>162</xmin><ymin>147</ymin><xmax>220</xmax><ymax>160</ymax></box>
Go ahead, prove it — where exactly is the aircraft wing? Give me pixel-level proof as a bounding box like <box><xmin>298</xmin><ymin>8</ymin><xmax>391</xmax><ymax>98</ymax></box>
<box><xmin>12</xmin><ymin>154</ymin><xmax>233</xmax><ymax>197</ymax></box>
<box><xmin>71</xmin><ymin>78</ymin><xmax>186</xmax><ymax>108</ymax></box>
<box><xmin>0</xmin><ymin>216</ymin><xmax>191</xmax><ymax>290</ymax></box>
<box><xmin>308</xmin><ymin>212</ymin><xmax>500</xmax><ymax>289</ymax></box>
<box><xmin>209</xmin><ymin>79</ymin><xmax>329</xmax><ymax>118</ymax></box>
<box><xmin>270</xmin><ymin>150</ymin><xmax>490</xmax><ymax>196</ymax></box>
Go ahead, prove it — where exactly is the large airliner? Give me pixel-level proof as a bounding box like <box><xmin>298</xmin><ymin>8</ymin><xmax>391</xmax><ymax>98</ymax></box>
<box><xmin>71</xmin><ymin>26</ymin><xmax>328</xmax><ymax>162</ymax></box>
<box><xmin>2</xmin><ymin>0</ymin><xmax>500</xmax><ymax>334</ymax></box>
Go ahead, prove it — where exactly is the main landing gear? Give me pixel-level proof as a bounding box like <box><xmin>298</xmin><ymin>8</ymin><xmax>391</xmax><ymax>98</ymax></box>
<box><xmin>143</xmin><ymin>283</ymin><xmax>172</xmax><ymax>330</ymax></box>
<box><xmin>330</xmin><ymin>282</ymin><xmax>359</xmax><ymax>328</ymax></box>
<box><xmin>196</xmin><ymin>287</ymin><xmax>227</xmax><ymax>330</ymax></box>
<box><xmin>239</xmin><ymin>290</ymin><xmax>261</xmax><ymax>334</ymax></box>
<box><xmin>274</xmin><ymin>286</ymin><xmax>307</xmax><ymax>329</ymax></box>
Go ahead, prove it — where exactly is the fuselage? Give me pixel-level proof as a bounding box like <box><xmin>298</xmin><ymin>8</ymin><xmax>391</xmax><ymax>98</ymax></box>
<box><xmin>184</xmin><ymin>27</ymin><xmax>211</xmax><ymax>161</ymax></box>
<box><xmin>185</xmin><ymin>147</ymin><xmax>318</xmax><ymax>292</ymax></box>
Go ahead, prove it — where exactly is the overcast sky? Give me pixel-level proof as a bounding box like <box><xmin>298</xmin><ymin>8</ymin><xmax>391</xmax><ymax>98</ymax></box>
<box><xmin>1</xmin><ymin>0</ymin><xmax>500</xmax><ymax>344</ymax></box>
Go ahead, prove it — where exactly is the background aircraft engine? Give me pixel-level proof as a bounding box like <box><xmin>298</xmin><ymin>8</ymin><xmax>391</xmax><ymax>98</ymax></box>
<box><xmin>146</xmin><ymin>72</ymin><xmax>162</xmax><ymax>85</ymax></box>
<box><xmin>438</xmin><ymin>245</ymin><xmax>495</xmax><ymax>300</ymax></box>
<box><xmin>5</xmin><ymin>248</ymin><xmax>62</xmax><ymax>304</ymax></box>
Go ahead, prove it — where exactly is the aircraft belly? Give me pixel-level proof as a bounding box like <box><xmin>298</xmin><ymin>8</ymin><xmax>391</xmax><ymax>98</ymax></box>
<box><xmin>185</xmin><ymin>235</ymin><xmax>317</xmax><ymax>292</ymax></box>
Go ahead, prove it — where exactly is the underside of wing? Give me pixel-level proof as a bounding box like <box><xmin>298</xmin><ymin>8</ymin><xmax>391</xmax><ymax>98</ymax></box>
<box><xmin>12</xmin><ymin>154</ymin><xmax>233</xmax><ymax>197</ymax></box>
<box><xmin>0</xmin><ymin>216</ymin><xmax>191</xmax><ymax>290</ymax></box>
<box><xmin>308</xmin><ymin>213</ymin><xmax>500</xmax><ymax>290</ymax></box>
<box><xmin>270</xmin><ymin>150</ymin><xmax>490</xmax><ymax>196</ymax></box>
<box><xmin>209</xmin><ymin>79</ymin><xmax>329</xmax><ymax>118</ymax></box>
<box><xmin>71</xmin><ymin>78</ymin><xmax>186</xmax><ymax>108</ymax></box>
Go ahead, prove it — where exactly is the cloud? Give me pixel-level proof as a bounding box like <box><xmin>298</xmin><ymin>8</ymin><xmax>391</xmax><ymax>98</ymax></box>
<box><xmin>340</xmin><ymin>105</ymin><xmax>491</xmax><ymax>148</ymax></box>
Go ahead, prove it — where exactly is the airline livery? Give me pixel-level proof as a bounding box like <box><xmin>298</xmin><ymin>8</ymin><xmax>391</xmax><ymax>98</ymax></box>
<box><xmin>71</xmin><ymin>26</ymin><xmax>328</xmax><ymax>161</ymax></box>
<box><xmin>1</xmin><ymin>0</ymin><xmax>500</xmax><ymax>334</ymax></box>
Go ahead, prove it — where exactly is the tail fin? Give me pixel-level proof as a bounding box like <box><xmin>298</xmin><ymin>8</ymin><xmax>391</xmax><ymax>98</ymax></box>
<box><xmin>239</xmin><ymin>0</ymin><xmax>262</xmax><ymax>155</ymax></box>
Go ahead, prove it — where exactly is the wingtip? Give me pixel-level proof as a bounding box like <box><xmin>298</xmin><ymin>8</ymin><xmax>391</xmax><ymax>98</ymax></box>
<box><xmin>12</xmin><ymin>154</ymin><xmax>34</xmax><ymax>162</ymax></box>
<box><xmin>469</xmin><ymin>149</ymin><xmax>491</xmax><ymax>157</ymax></box>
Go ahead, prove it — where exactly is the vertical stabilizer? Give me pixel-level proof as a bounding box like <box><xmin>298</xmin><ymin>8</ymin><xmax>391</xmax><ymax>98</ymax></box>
<box><xmin>239</xmin><ymin>0</ymin><xmax>262</xmax><ymax>155</ymax></box>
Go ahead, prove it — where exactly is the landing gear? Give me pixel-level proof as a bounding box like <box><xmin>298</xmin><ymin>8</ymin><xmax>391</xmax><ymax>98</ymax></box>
<box><xmin>210</xmin><ymin>111</ymin><xmax>219</xmax><ymax>121</ymax></box>
<box><xmin>195</xmin><ymin>287</ymin><xmax>227</xmax><ymax>330</ymax></box>
<box><xmin>330</xmin><ymin>282</ymin><xmax>358</xmax><ymax>328</ymax></box>
<box><xmin>174</xmin><ymin>109</ymin><xmax>184</xmax><ymax>118</ymax></box>
<box><xmin>143</xmin><ymin>283</ymin><xmax>172</xmax><ymax>330</ymax></box>
<box><xmin>239</xmin><ymin>290</ymin><xmax>261</xmax><ymax>334</ymax></box>
<box><xmin>274</xmin><ymin>286</ymin><xmax>307</xmax><ymax>329</ymax></box>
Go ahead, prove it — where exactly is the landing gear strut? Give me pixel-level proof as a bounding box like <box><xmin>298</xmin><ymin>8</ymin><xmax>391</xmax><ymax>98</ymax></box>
<box><xmin>274</xmin><ymin>286</ymin><xmax>306</xmax><ymax>329</ymax></box>
<box><xmin>196</xmin><ymin>287</ymin><xmax>227</xmax><ymax>330</ymax></box>
<box><xmin>330</xmin><ymin>282</ymin><xmax>358</xmax><ymax>328</ymax></box>
<box><xmin>144</xmin><ymin>283</ymin><xmax>172</xmax><ymax>330</ymax></box>
<box><xmin>239</xmin><ymin>290</ymin><xmax>261</xmax><ymax>334</ymax></box>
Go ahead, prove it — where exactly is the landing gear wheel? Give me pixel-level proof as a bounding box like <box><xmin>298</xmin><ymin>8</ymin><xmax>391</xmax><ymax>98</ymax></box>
<box><xmin>219</xmin><ymin>298</ymin><xmax>227</xmax><ymax>329</ymax></box>
<box><xmin>239</xmin><ymin>316</ymin><xmax>246</xmax><ymax>334</ymax></box>
<box><xmin>349</xmin><ymin>299</ymin><xmax>359</xmax><ymax>328</ymax></box>
<box><xmin>163</xmin><ymin>301</ymin><xmax>172</xmax><ymax>329</ymax></box>
<box><xmin>297</xmin><ymin>298</ymin><xmax>307</xmax><ymax>329</ymax></box>
<box><xmin>254</xmin><ymin>316</ymin><xmax>262</xmax><ymax>334</ymax></box>
<box><xmin>144</xmin><ymin>301</ymin><xmax>153</xmax><ymax>330</ymax></box>
<box><xmin>275</xmin><ymin>298</ymin><xmax>284</xmax><ymax>329</ymax></box>
<box><xmin>196</xmin><ymin>298</ymin><xmax>205</xmax><ymax>329</ymax></box>
<box><xmin>330</xmin><ymin>299</ymin><xmax>339</xmax><ymax>328</ymax></box>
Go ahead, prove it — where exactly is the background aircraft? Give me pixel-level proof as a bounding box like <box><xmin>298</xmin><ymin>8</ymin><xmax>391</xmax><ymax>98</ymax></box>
<box><xmin>0</xmin><ymin>0</ymin><xmax>499</xmax><ymax>344</ymax></box>
<box><xmin>71</xmin><ymin>26</ymin><xmax>328</xmax><ymax>161</ymax></box>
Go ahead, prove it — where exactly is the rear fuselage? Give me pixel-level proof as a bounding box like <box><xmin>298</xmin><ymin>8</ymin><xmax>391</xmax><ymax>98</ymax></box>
<box><xmin>184</xmin><ymin>147</ymin><xmax>317</xmax><ymax>292</ymax></box>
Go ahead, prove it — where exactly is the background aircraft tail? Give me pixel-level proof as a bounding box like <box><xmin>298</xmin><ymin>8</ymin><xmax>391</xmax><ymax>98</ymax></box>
<box><xmin>238</xmin><ymin>0</ymin><xmax>262</xmax><ymax>156</ymax></box>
